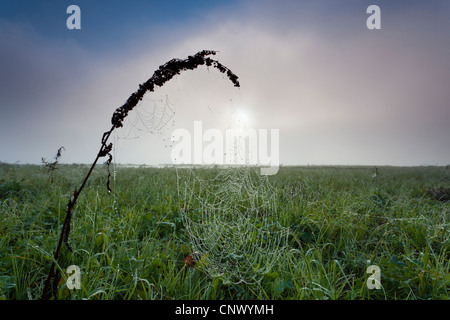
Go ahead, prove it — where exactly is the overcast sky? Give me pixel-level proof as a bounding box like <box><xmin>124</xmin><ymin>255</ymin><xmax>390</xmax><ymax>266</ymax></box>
<box><xmin>0</xmin><ymin>0</ymin><xmax>449</xmax><ymax>166</ymax></box>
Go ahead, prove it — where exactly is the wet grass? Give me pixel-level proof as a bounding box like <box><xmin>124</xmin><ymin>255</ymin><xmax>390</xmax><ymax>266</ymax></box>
<box><xmin>0</xmin><ymin>163</ymin><xmax>448</xmax><ymax>300</ymax></box>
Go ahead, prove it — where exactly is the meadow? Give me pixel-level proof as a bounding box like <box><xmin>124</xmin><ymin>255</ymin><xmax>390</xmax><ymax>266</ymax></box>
<box><xmin>0</xmin><ymin>163</ymin><xmax>448</xmax><ymax>300</ymax></box>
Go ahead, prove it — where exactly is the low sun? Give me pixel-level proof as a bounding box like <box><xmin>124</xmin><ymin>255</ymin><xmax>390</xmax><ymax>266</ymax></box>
<box><xmin>234</xmin><ymin>107</ymin><xmax>252</xmax><ymax>127</ymax></box>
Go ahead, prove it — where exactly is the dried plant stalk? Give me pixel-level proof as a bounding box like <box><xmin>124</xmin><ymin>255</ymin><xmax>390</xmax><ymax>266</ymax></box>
<box><xmin>41</xmin><ymin>50</ymin><xmax>240</xmax><ymax>300</ymax></box>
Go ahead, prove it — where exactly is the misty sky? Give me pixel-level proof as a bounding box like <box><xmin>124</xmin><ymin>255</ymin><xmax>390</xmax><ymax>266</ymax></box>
<box><xmin>0</xmin><ymin>0</ymin><xmax>449</xmax><ymax>166</ymax></box>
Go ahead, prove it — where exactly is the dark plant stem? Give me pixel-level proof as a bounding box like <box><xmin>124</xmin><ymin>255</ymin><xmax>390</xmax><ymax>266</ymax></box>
<box><xmin>41</xmin><ymin>127</ymin><xmax>114</xmax><ymax>300</ymax></box>
<box><xmin>40</xmin><ymin>50</ymin><xmax>239</xmax><ymax>300</ymax></box>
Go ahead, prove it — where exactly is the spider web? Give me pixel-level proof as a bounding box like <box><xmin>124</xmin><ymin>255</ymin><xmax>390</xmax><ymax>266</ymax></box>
<box><xmin>108</xmin><ymin>68</ymin><xmax>288</xmax><ymax>285</ymax></box>
<box><xmin>116</xmin><ymin>94</ymin><xmax>176</xmax><ymax>147</ymax></box>
<box><xmin>177</xmin><ymin>166</ymin><xmax>289</xmax><ymax>285</ymax></box>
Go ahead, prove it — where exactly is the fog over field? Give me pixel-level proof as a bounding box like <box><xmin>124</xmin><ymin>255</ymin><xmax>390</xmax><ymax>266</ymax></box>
<box><xmin>0</xmin><ymin>0</ymin><xmax>449</xmax><ymax>166</ymax></box>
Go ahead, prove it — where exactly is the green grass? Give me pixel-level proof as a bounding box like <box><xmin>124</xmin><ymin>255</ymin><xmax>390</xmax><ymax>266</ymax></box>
<box><xmin>0</xmin><ymin>163</ymin><xmax>448</xmax><ymax>300</ymax></box>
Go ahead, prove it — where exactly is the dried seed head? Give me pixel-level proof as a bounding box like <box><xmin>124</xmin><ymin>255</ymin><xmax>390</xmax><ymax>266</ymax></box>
<box><xmin>111</xmin><ymin>50</ymin><xmax>240</xmax><ymax>128</ymax></box>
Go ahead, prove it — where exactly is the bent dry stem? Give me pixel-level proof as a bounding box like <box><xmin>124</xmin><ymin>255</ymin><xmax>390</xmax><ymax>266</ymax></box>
<box><xmin>41</xmin><ymin>50</ymin><xmax>240</xmax><ymax>300</ymax></box>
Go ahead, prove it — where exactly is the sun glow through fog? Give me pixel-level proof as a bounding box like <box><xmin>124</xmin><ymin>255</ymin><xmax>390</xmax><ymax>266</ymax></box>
<box><xmin>233</xmin><ymin>107</ymin><xmax>252</xmax><ymax>129</ymax></box>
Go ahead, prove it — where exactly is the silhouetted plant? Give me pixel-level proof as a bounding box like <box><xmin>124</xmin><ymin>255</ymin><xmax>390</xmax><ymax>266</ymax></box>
<box><xmin>41</xmin><ymin>50</ymin><xmax>240</xmax><ymax>300</ymax></box>
<box><xmin>41</xmin><ymin>146</ymin><xmax>64</xmax><ymax>183</ymax></box>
